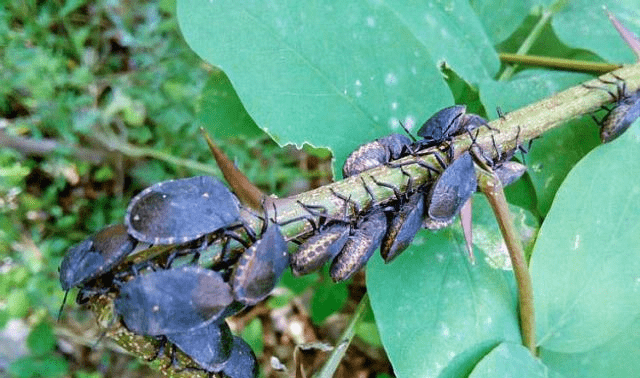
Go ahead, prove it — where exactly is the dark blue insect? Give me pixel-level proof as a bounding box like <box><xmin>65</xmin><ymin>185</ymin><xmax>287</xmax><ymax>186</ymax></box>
<box><xmin>219</xmin><ymin>336</ymin><xmax>259</xmax><ymax>378</ymax></box>
<box><xmin>231</xmin><ymin>210</ymin><xmax>290</xmax><ymax>306</ymax></box>
<box><xmin>370</xmin><ymin>171</ymin><xmax>425</xmax><ymax>263</ymax></box>
<box><xmin>380</xmin><ymin>191</ymin><xmax>424</xmax><ymax>263</ymax></box>
<box><xmin>584</xmin><ymin>75</ymin><xmax>640</xmax><ymax>143</ymax></box>
<box><xmin>342</xmin><ymin>133</ymin><xmax>413</xmax><ymax>178</ymax></box>
<box><xmin>426</xmin><ymin>151</ymin><xmax>477</xmax><ymax>222</ymax></box>
<box><xmin>601</xmin><ymin>89</ymin><xmax>640</xmax><ymax>143</ymax></box>
<box><xmin>416</xmin><ymin>105</ymin><xmax>488</xmax><ymax>148</ymax></box>
<box><xmin>494</xmin><ymin>161</ymin><xmax>527</xmax><ymax>187</ymax></box>
<box><xmin>125</xmin><ymin>176</ymin><xmax>240</xmax><ymax>245</ymax></box>
<box><xmin>115</xmin><ymin>265</ymin><xmax>233</xmax><ymax>335</ymax></box>
<box><xmin>165</xmin><ymin>319</ymin><xmax>234</xmax><ymax>373</ymax></box>
<box><xmin>58</xmin><ymin>224</ymin><xmax>137</xmax><ymax>319</ymax></box>
<box><xmin>60</xmin><ymin>224</ymin><xmax>136</xmax><ymax>291</ymax></box>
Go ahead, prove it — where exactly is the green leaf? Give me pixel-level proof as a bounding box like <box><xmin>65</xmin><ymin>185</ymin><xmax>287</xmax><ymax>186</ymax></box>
<box><xmin>241</xmin><ymin>318</ymin><xmax>264</xmax><ymax>357</ymax></box>
<box><xmin>468</xmin><ymin>194</ymin><xmax>539</xmax><ymax>268</ymax></box>
<box><xmin>531</xmin><ymin>120</ymin><xmax>640</xmax><ymax>353</ymax></box>
<box><xmin>367</xmin><ymin>229</ymin><xmax>521</xmax><ymax>378</ymax></box>
<box><xmin>178</xmin><ymin>0</ymin><xmax>458</xmax><ymax>173</ymax></box>
<box><xmin>311</xmin><ymin>281</ymin><xmax>348</xmax><ymax>325</ymax></box>
<box><xmin>527</xmin><ymin>118</ymin><xmax>601</xmax><ymax>216</ymax></box>
<box><xmin>6</xmin><ymin>290</ymin><xmax>30</xmax><ymax>318</ymax></box>
<box><xmin>198</xmin><ymin>70</ymin><xmax>266</xmax><ymax>141</ymax></box>
<box><xmin>541</xmin><ymin>0</ymin><xmax>640</xmax><ymax>63</ymax></box>
<box><xmin>469</xmin><ymin>342</ymin><xmax>562</xmax><ymax>378</ymax></box>
<box><xmin>470</xmin><ymin>0</ymin><xmax>532</xmax><ymax>44</ymax></box>
<box><xmin>27</xmin><ymin>322</ymin><xmax>57</xmax><ymax>356</ymax></box>
<box><xmin>540</xmin><ymin>313</ymin><xmax>640</xmax><ymax>378</ymax></box>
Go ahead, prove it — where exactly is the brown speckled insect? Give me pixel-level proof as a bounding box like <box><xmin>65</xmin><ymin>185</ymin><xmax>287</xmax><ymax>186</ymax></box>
<box><xmin>342</xmin><ymin>133</ymin><xmax>413</xmax><ymax>178</ymax></box>
<box><xmin>585</xmin><ymin>75</ymin><xmax>640</xmax><ymax>143</ymax></box>
<box><xmin>370</xmin><ymin>170</ymin><xmax>425</xmax><ymax>263</ymax></box>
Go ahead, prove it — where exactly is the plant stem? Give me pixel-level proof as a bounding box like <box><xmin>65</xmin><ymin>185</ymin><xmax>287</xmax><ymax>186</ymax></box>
<box><xmin>499</xmin><ymin>53</ymin><xmax>621</xmax><ymax>74</ymax></box>
<box><xmin>499</xmin><ymin>10</ymin><xmax>552</xmax><ymax>81</ymax></box>
<box><xmin>313</xmin><ymin>294</ymin><xmax>370</xmax><ymax>378</ymax></box>
<box><xmin>93</xmin><ymin>132</ymin><xmax>222</xmax><ymax>176</ymax></box>
<box><xmin>476</xmin><ymin>162</ymin><xmax>536</xmax><ymax>356</ymax></box>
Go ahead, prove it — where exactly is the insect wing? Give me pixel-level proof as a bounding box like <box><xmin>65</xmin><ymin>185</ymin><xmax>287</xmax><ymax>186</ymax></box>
<box><xmin>342</xmin><ymin>140</ymin><xmax>389</xmax><ymax>178</ymax></box>
<box><xmin>115</xmin><ymin>266</ymin><xmax>233</xmax><ymax>335</ymax></box>
<box><xmin>494</xmin><ymin>161</ymin><xmax>527</xmax><ymax>187</ymax></box>
<box><xmin>166</xmin><ymin>320</ymin><xmax>234</xmax><ymax>372</ymax></box>
<box><xmin>330</xmin><ymin>210</ymin><xmax>387</xmax><ymax>282</ymax></box>
<box><xmin>601</xmin><ymin>91</ymin><xmax>640</xmax><ymax>143</ymax></box>
<box><xmin>219</xmin><ymin>336</ymin><xmax>259</xmax><ymax>378</ymax></box>
<box><xmin>417</xmin><ymin>105</ymin><xmax>466</xmax><ymax>143</ymax></box>
<box><xmin>377</xmin><ymin>133</ymin><xmax>413</xmax><ymax>159</ymax></box>
<box><xmin>427</xmin><ymin>152</ymin><xmax>477</xmax><ymax>221</ymax></box>
<box><xmin>380</xmin><ymin>193</ymin><xmax>424</xmax><ymax>263</ymax></box>
<box><xmin>126</xmin><ymin>176</ymin><xmax>240</xmax><ymax>244</ymax></box>
<box><xmin>60</xmin><ymin>224</ymin><xmax>136</xmax><ymax>290</ymax></box>
<box><xmin>232</xmin><ymin>224</ymin><xmax>289</xmax><ymax>305</ymax></box>
<box><xmin>291</xmin><ymin>223</ymin><xmax>350</xmax><ymax>276</ymax></box>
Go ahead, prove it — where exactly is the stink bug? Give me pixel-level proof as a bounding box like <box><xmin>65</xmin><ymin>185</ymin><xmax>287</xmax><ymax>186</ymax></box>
<box><xmin>115</xmin><ymin>265</ymin><xmax>233</xmax><ymax>335</ymax></box>
<box><xmin>427</xmin><ymin>151</ymin><xmax>477</xmax><ymax>222</ymax></box>
<box><xmin>291</xmin><ymin>222</ymin><xmax>351</xmax><ymax>277</ymax></box>
<box><xmin>415</xmin><ymin>105</ymin><xmax>489</xmax><ymax>149</ymax></box>
<box><xmin>329</xmin><ymin>209</ymin><xmax>387</xmax><ymax>282</ymax></box>
<box><xmin>290</xmin><ymin>200</ymin><xmax>353</xmax><ymax>276</ymax></box>
<box><xmin>60</xmin><ymin>224</ymin><xmax>136</xmax><ymax>291</ymax></box>
<box><xmin>601</xmin><ymin>89</ymin><xmax>640</xmax><ymax>143</ymax></box>
<box><xmin>231</xmin><ymin>206</ymin><xmax>289</xmax><ymax>306</ymax></box>
<box><xmin>380</xmin><ymin>192</ymin><xmax>424</xmax><ymax>263</ymax></box>
<box><xmin>219</xmin><ymin>336</ymin><xmax>259</xmax><ymax>378</ymax></box>
<box><xmin>370</xmin><ymin>171</ymin><xmax>425</xmax><ymax>263</ymax></box>
<box><xmin>165</xmin><ymin>319</ymin><xmax>234</xmax><ymax>373</ymax></box>
<box><xmin>342</xmin><ymin>133</ymin><xmax>413</xmax><ymax>177</ymax></box>
<box><xmin>125</xmin><ymin>176</ymin><xmax>240</xmax><ymax>245</ymax></box>
<box><xmin>494</xmin><ymin>161</ymin><xmax>527</xmax><ymax>187</ymax></box>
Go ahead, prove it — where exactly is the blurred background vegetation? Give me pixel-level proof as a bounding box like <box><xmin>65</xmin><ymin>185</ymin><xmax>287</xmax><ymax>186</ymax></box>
<box><xmin>0</xmin><ymin>1</ymin><xmax>386</xmax><ymax>377</ymax></box>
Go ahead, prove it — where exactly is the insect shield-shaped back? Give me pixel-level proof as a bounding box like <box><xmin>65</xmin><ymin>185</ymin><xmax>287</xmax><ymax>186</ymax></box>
<box><xmin>125</xmin><ymin>176</ymin><xmax>240</xmax><ymax>245</ymax></box>
<box><xmin>330</xmin><ymin>210</ymin><xmax>387</xmax><ymax>282</ymax></box>
<box><xmin>494</xmin><ymin>161</ymin><xmax>527</xmax><ymax>187</ymax></box>
<box><xmin>114</xmin><ymin>266</ymin><xmax>233</xmax><ymax>335</ymax></box>
<box><xmin>165</xmin><ymin>320</ymin><xmax>234</xmax><ymax>373</ymax></box>
<box><xmin>291</xmin><ymin>223</ymin><xmax>351</xmax><ymax>276</ymax></box>
<box><xmin>219</xmin><ymin>336</ymin><xmax>259</xmax><ymax>378</ymax></box>
<box><xmin>342</xmin><ymin>134</ymin><xmax>412</xmax><ymax>178</ymax></box>
<box><xmin>231</xmin><ymin>221</ymin><xmax>289</xmax><ymax>306</ymax></box>
<box><xmin>601</xmin><ymin>90</ymin><xmax>640</xmax><ymax>143</ymax></box>
<box><xmin>427</xmin><ymin>151</ymin><xmax>477</xmax><ymax>222</ymax></box>
<box><xmin>380</xmin><ymin>192</ymin><xmax>425</xmax><ymax>263</ymax></box>
<box><xmin>59</xmin><ymin>224</ymin><xmax>136</xmax><ymax>291</ymax></box>
<box><xmin>417</xmin><ymin>105</ymin><xmax>488</xmax><ymax>146</ymax></box>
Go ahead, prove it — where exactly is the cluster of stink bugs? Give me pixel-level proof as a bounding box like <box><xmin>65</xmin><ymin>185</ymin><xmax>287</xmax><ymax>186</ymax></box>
<box><xmin>59</xmin><ymin>77</ymin><xmax>638</xmax><ymax>376</ymax></box>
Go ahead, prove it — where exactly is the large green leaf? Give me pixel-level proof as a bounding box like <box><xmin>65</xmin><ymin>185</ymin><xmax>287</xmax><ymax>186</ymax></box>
<box><xmin>469</xmin><ymin>342</ymin><xmax>563</xmax><ymax>378</ymax></box>
<box><xmin>198</xmin><ymin>69</ymin><xmax>266</xmax><ymax>140</ymax></box>
<box><xmin>531</xmin><ymin>120</ymin><xmax>640</xmax><ymax>353</ymax></box>
<box><xmin>470</xmin><ymin>0</ymin><xmax>532</xmax><ymax>45</ymax></box>
<box><xmin>540</xmin><ymin>313</ymin><xmax>640</xmax><ymax>378</ymax></box>
<box><xmin>367</xmin><ymin>226</ymin><xmax>521</xmax><ymax>377</ymax></box>
<box><xmin>177</xmin><ymin>0</ymin><xmax>503</xmax><ymax>173</ymax></box>
<box><xmin>541</xmin><ymin>0</ymin><xmax>640</xmax><ymax>64</ymax></box>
